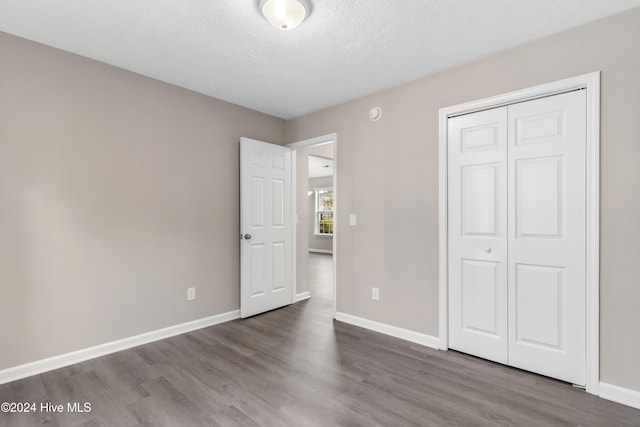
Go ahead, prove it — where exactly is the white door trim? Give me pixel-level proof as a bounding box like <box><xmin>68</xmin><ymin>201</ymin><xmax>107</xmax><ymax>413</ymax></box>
<box><xmin>287</xmin><ymin>132</ymin><xmax>338</xmax><ymax>319</ymax></box>
<box><xmin>438</xmin><ymin>72</ymin><xmax>600</xmax><ymax>395</ymax></box>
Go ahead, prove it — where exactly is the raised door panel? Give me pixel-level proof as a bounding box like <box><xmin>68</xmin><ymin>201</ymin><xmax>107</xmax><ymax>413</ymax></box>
<box><xmin>461</xmin><ymin>164</ymin><xmax>499</xmax><ymax>237</ymax></box>
<box><xmin>461</xmin><ymin>123</ymin><xmax>501</xmax><ymax>152</ymax></box>
<box><xmin>516</xmin><ymin>156</ymin><xmax>564</xmax><ymax>239</ymax></box>
<box><xmin>461</xmin><ymin>259</ymin><xmax>500</xmax><ymax>336</ymax></box>
<box><xmin>250</xmin><ymin>245</ymin><xmax>265</xmax><ymax>296</ymax></box>
<box><xmin>251</xmin><ymin>177</ymin><xmax>265</xmax><ymax>228</ymax></box>
<box><xmin>514</xmin><ymin>264</ymin><xmax>564</xmax><ymax>350</ymax></box>
<box><xmin>272</xmin><ymin>179</ymin><xmax>285</xmax><ymax>227</ymax></box>
<box><xmin>272</xmin><ymin>152</ymin><xmax>286</xmax><ymax>171</ymax></box>
<box><xmin>272</xmin><ymin>242</ymin><xmax>285</xmax><ymax>292</ymax></box>
<box><xmin>515</xmin><ymin>109</ymin><xmax>566</xmax><ymax>146</ymax></box>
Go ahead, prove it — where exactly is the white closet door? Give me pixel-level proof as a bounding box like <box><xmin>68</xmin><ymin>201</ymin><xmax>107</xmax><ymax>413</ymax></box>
<box><xmin>448</xmin><ymin>107</ymin><xmax>509</xmax><ymax>364</ymax></box>
<box><xmin>507</xmin><ymin>90</ymin><xmax>586</xmax><ymax>385</ymax></box>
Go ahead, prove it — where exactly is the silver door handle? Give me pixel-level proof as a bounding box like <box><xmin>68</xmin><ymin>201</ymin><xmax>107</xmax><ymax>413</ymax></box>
<box><xmin>244</xmin><ymin>234</ymin><xmax>252</xmax><ymax>240</ymax></box>
<box><xmin>485</xmin><ymin>247</ymin><xmax>492</xmax><ymax>253</ymax></box>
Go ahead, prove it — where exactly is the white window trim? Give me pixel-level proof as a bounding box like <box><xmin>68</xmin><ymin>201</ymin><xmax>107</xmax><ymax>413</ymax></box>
<box><xmin>314</xmin><ymin>186</ymin><xmax>334</xmax><ymax>236</ymax></box>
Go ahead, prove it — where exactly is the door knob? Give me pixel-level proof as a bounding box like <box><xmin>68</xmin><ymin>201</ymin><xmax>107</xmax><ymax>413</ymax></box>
<box><xmin>244</xmin><ymin>233</ymin><xmax>252</xmax><ymax>240</ymax></box>
<box><xmin>485</xmin><ymin>247</ymin><xmax>492</xmax><ymax>253</ymax></box>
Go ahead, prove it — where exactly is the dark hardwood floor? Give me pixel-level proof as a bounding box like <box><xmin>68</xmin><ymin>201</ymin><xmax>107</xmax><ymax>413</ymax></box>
<box><xmin>1</xmin><ymin>253</ymin><xmax>639</xmax><ymax>426</ymax></box>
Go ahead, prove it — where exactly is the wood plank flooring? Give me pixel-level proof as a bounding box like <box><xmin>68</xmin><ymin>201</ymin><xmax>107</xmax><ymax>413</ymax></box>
<box><xmin>1</xmin><ymin>253</ymin><xmax>639</xmax><ymax>426</ymax></box>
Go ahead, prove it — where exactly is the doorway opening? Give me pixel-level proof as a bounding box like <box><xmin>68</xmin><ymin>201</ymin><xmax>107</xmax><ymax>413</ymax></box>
<box><xmin>288</xmin><ymin>133</ymin><xmax>337</xmax><ymax>318</ymax></box>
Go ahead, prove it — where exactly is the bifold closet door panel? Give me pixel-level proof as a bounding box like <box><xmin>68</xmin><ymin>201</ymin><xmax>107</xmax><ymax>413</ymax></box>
<box><xmin>448</xmin><ymin>107</ymin><xmax>509</xmax><ymax>364</ymax></box>
<box><xmin>506</xmin><ymin>90</ymin><xmax>587</xmax><ymax>385</ymax></box>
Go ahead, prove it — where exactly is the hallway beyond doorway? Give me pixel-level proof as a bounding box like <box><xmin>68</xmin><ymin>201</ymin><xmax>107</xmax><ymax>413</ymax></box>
<box><xmin>307</xmin><ymin>252</ymin><xmax>333</xmax><ymax>318</ymax></box>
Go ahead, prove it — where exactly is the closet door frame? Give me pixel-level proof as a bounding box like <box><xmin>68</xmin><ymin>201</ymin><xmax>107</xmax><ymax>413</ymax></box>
<box><xmin>438</xmin><ymin>72</ymin><xmax>600</xmax><ymax>395</ymax></box>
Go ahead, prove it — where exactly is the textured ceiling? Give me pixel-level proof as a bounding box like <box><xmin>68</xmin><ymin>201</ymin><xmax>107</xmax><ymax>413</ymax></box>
<box><xmin>1</xmin><ymin>0</ymin><xmax>639</xmax><ymax>119</ymax></box>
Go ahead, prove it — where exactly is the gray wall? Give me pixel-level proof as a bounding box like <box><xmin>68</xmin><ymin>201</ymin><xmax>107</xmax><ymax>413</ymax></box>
<box><xmin>0</xmin><ymin>32</ymin><xmax>285</xmax><ymax>370</ymax></box>
<box><xmin>286</xmin><ymin>8</ymin><xmax>640</xmax><ymax>393</ymax></box>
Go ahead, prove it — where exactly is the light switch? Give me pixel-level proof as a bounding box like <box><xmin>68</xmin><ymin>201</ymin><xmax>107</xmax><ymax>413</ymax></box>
<box><xmin>349</xmin><ymin>213</ymin><xmax>357</xmax><ymax>226</ymax></box>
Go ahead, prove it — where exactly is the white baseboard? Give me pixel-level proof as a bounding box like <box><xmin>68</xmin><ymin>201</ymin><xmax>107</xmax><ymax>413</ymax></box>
<box><xmin>599</xmin><ymin>382</ymin><xmax>640</xmax><ymax>410</ymax></box>
<box><xmin>309</xmin><ymin>249</ymin><xmax>333</xmax><ymax>254</ymax></box>
<box><xmin>335</xmin><ymin>312</ymin><xmax>440</xmax><ymax>350</ymax></box>
<box><xmin>0</xmin><ymin>310</ymin><xmax>240</xmax><ymax>385</ymax></box>
<box><xmin>295</xmin><ymin>291</ymin><xmax>311</xmax><ymax>302</ymax></box>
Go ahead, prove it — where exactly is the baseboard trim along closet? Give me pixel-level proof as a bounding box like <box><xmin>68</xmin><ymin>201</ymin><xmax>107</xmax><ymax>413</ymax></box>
<box><xmin>335</xmin><ymin>312</ymin><xmax>440</xmax><ymax>349</ymax></box>
<box><xmin>0</xmin><ymin>310</ymin><xmax>240</xmax><ymax>385</ymax></box>
<box><xmin>295</xmin><ymin>291</ymin><xmax>311</xmax><ymax>302</ymax></box>
<box><xmin>599</xmin><ymin>382</ymin><xmax>640</xmax><ymax>410</ymax></box>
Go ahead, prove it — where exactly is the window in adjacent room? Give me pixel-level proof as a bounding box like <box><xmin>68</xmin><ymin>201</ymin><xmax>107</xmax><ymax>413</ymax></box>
<box><xmin>315</xmin><ymin>187</ymin><xmax>334</xmax><ymax>235</ymax></box>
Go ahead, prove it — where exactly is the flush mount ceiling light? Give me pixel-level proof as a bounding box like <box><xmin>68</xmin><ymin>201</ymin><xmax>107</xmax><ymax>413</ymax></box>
<box><xmin>259</xmin><ymin>0</ymin><xmax>312</xmax><ymax>31</ymax></box>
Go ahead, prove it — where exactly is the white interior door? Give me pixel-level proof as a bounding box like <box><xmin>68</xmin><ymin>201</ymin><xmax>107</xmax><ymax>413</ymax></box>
<box><xmin>507</xmin><ymin>90</ymin><xmax>586</xmax><ymax>385</ymax></box>
<box><xmin>240</xmin><ymin>137</ymin><xmax>292</xmax><ymax>318</ymax></box>
<box><xmin>447</xmin><ymin>90</ymin><xmax>587</xmax><ymax>385</ymax></box>
<box><xmin>448</xmin><ymin>107</ymin><xmax>509</xmax><ymax>364</ymax></box>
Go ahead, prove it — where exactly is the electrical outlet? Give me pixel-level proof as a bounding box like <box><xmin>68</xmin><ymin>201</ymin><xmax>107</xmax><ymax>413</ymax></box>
<box><xmin>350</xmin><ymin>213</ymin><xmax>357</xmax><ymax>226</ymax></box>
<box><xmin>187</xmin><ymin>287</ymin><xmax>196</xmax><ymax>301</ymax></box>
<box><xmin>372</xmin><ymin>287</ymin><xmax>379</xmax><ymax>301</ymax></box>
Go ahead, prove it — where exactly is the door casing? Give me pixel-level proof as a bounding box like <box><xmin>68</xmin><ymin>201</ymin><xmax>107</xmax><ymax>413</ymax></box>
<box><xmin>438</xmin><ymin>72</ymin><xmax>600</xmax><ymax>395</ymax></box>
